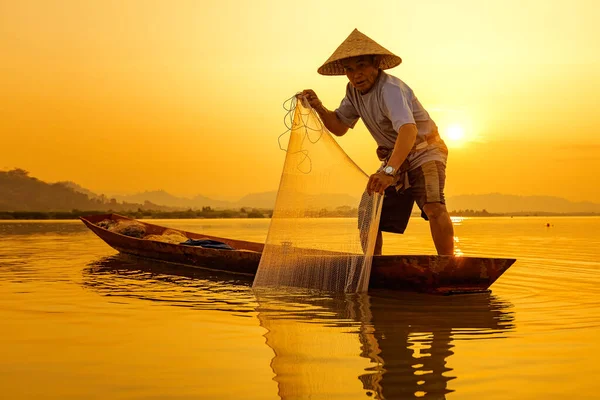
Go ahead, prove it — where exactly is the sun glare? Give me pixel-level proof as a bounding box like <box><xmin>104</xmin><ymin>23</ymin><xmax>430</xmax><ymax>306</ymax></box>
<box><xmin>446</xmin><ymin>124</ymin><xmax>465</xmax><ymax>142</ymax></box>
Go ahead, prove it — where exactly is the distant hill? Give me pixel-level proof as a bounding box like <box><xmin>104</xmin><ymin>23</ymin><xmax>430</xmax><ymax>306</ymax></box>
<box><xmin>446</xmin><ymin>193</ymin><xmax>600</xmax><ymax>214</ymax></box>
<box><xmin>3</xmin><ymin>168</ymin><xmax>600</xmax><ymax>214</ymax></box>
<box><xmin>123</xmin><ymin>190</ymin><xmax>599</xmax><ymax>214</ymax></box>
<box><xmin>56</xmin><ymin>180</ymin><xmax>102</xmax><ymax>200</ymax></box>
<box><xmin>113</xmin><ymin>190</ymin><xmax>232</xmax><ymax>209</ymax></box>
<box><xmin>111</xmin><ymin>190</ymin><xmax>359</xmax><ymax>210</ymax></box>
<box><xmin>0</xmin><ymin>169</ymin><xmax>174</xmax><ymax>212</ymax></box>
<box><xmin>234</xmin><ymin>191</ymin><xmax>276</xmax><ymax>209</ymax></box>
<box><xmin>233</xmin><ymin>191</ymin><xmax>359</xmax><ymax>209</ymax></box>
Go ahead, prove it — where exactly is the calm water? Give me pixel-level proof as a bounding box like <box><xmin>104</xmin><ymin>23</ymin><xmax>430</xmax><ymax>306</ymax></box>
<box><xmin>1</xmin><ymin>217</ymin><xmax>599</xmax><ymax>399</ymax></box>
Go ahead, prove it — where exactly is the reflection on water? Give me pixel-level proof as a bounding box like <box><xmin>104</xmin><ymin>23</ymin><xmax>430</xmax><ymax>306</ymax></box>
<box><xmin>85</xmin><ymin>255</ymin><xmax>514</xmax><ymax>399</ymax></box>
<box><xmin>84</xmin><ymin>255</ymin><xmax>257</xmax><ymax>314</ymax></box>
<box><xmin>4</xmin><ymin>218</ymin><xmax>600</xmax><ymax>399</ymax></box>
<box><xmin>256</xmin><ymin>291</ymin><xmax>513</xmax><ymax>399</ymax></box>
<box><xmin>0</xmin><ymin>220</ymin><xmax>88</xmax><ymax>236</ymax></box>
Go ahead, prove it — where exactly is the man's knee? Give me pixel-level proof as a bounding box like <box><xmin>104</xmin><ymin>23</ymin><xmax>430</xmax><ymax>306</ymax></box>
<box><xmin>422</xmin><ymin>202</ymin><xmax>448</xmax><ymax>220</ymax></box>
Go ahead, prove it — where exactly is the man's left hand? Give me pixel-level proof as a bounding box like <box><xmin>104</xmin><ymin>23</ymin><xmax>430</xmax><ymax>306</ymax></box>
<box><xmin>367</xmin><ymin>172</ymin><xmax>395</xmax><ymax>195</ymax></box>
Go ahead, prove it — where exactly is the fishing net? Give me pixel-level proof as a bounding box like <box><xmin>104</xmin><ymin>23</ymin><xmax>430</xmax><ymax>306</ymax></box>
<box><xmin>252</xmin><ymin>95</ymin><xmax>383</xmax><ymax>293</ymax></box>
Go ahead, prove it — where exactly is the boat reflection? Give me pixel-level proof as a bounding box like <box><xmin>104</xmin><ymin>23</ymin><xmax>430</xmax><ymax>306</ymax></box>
<box><xmin>84</xmin><ymin>254</ymin><xmax>515</xmax><ymax>399</ymax></box>
<box><xmin>83</xmin><ymin>254</ymin><xmax>257</xmax><ymax>314</ymax></box>
<box><xmin>255</xmin><ymin>290</ymin><xmax>514</xmax><ymax>399</ymax></box>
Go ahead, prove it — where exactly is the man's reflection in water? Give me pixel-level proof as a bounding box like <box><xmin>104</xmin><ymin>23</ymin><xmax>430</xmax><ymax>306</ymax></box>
<box><xmin>256</xmin><ymin>291</ymin><xmax>514</xmax><ymax>400</ymax></box>
<box><xmin>84</xmin><ymin>256</ymin><xmax>514</xmax><ymax>399</ymax></box>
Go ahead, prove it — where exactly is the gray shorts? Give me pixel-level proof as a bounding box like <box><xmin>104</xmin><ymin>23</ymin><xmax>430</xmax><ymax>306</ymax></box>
<box><xmin>378</xmin><ymin>160</ymin><xmax>447</xmax><ymax>233</ymax></box>
<box><xmin>407</xmin><ymin>160</ymin><xmax>447</xmax><ymax>212</ymax></box>
<box><xmin>358</xmin><ymin>160</ymin><xmax>447</xmax><ymax>234</ymax></box>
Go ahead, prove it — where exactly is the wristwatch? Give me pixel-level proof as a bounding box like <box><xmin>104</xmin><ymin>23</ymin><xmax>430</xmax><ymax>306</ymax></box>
<box><xmin>382</xmin><ymin>165</ymin><xmax>396</xmax><ymax>176</ymax></box>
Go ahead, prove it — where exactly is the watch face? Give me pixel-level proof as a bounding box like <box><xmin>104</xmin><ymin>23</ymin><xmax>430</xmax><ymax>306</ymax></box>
<box><xmin>384</xmin><ymin>166</ymin><xmax>394</xmax><ymax>174</ymax></box>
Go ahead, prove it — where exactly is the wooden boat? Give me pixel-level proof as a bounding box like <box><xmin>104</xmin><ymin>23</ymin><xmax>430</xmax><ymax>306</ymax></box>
<box><xmin>80</xmin><ymin>213</ymin><xmax>516</xmax><ymax>294</ymax></box>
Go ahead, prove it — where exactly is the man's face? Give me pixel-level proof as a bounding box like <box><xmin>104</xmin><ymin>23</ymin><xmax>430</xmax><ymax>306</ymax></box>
<box><xmin>342</xmin><ymin>56</ymin><xmax>380</xmax><ymax>93</ymax></box>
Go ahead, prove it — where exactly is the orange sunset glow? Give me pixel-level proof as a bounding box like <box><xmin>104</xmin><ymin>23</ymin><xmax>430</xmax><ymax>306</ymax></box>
<box><xmin>1</xmin><ymin>0</ymin><xmax>599</xmax><ymax>202</ymax></box>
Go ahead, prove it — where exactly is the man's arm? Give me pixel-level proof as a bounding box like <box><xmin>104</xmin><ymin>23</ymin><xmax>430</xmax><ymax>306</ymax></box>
<box><xmin>300</xmin><ymin>89</ymin><xmax>350</xmax><ymax>136</ymax></box>
<box><xmin>385</xmin><ymin>123</ymin><xmax>417</xmax><ymax>171</ymax></box>
<box><xmin>313</xmin><ymin>103</ymin><xmax>350</xmax><ymax>136</ymax></box>
<box><xmin>367</xmin><ymin>123</ymin><xmax>417</xmax><ymax>195</ymax></box>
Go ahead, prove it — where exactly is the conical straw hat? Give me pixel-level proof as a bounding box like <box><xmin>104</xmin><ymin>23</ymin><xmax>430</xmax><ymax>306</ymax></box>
<box><xmin>317</xmin><ymin>29</ymin><xmax>402</xmax><ymax>76</ymax></box>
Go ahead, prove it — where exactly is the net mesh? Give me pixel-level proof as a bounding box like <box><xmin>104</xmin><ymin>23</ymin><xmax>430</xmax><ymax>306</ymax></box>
<box><xmin>252</xmin><ymin>96</ymin><xmax>383</xmax><ymax>293</ymax></box>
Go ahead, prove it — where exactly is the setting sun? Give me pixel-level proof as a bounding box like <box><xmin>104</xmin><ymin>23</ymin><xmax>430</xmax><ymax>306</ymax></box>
<box><xmin>443</xmin><ymin>124</ymin><xmax>466</xmax><ymax>147</ymax></box>
<box><xmin>445</xmin><ymin>124</ymin><xmax>465</xmax><ymax>143</ymax></box>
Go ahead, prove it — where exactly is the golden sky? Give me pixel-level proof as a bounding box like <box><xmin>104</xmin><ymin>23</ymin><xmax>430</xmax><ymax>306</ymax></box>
<box><xmin>1</xmin><ymin>0</ymin><xmax>599</xmax><ymax>201</ymax></box>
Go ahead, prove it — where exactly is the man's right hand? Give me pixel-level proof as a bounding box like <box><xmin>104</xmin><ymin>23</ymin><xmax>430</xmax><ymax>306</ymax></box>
<box><xmin>298</xmin><ymin>89</ymin><xmax>350</xmax><ymax>137</ymax></box>
<box><xmin>301</xmin><ymin>89</ymin><xmax>323</xmax><ymax>109</ymax></box>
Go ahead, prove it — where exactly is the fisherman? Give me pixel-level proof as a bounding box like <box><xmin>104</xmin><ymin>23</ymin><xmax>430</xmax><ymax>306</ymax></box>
<box><xmin>301</xmin><ymin>29</ymin><xmax>454</xmax><ymax>255</ymax></box>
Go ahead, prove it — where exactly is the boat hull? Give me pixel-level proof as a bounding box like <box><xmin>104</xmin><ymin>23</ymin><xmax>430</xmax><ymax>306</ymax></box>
<box><xmin>81</xmin><ymin>213</ymin><xmax>516</xmax><ymax>294</ymax></box>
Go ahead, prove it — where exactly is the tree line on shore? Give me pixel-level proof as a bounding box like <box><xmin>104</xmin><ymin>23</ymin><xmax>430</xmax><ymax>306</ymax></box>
<box><xmin>1</xmin><ymin>208</ymin><xmax>596</xmax><ymax>220</ymax></box>
<box><xmin>0</xmin><ymin>207</ymin><xmax>270</xmax><ymax>220</ymax></box>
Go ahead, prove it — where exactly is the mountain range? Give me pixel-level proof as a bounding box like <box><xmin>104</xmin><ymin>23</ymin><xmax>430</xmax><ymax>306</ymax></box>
<box><xmin>447</xmin><ymin>193</ymin><xmax>600</xmax><ymax>214</ymax></box>
<box><xmin>113</xmin><ymin>190</ymin><xmax>600</xmax><ymax>214</ymax></box>
<box><xmin>112</xmin><ymin>190</ymin><xmax>360</xmax><ymax>210</ymax></box>
<box><xmin>0</xmin><ymin>169</ymin><xmax>174</xmax><ymax>212</ymax></box>
<box><xmin>2</xmin><ymin>168</ymin><xmax>599</xmax><ymax>213</ymax></box>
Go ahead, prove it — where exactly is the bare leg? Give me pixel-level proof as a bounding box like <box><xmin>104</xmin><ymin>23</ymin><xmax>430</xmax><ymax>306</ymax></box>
<box><xmin>374</xmin><ymin>231</ymin><xmax>383</xmax><ymax>255</ymax></box>
<box><xmin>422</xmin><ymin>203</ymin><xmax>454</xmax><ymax>255</ymax></box>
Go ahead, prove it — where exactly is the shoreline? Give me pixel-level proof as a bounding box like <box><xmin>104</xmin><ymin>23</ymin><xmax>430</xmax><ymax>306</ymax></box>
<box><xmin>0</xmin><ymin>210</ymin><xmax>598</xmax><ymax>220</ymax></box>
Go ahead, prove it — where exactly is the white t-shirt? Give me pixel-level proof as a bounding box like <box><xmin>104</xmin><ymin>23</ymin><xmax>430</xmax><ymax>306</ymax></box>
<box><xmin>335</xmin><ymin>70</ymin><xmax>447</xmax><ymax>169</ymax></box>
